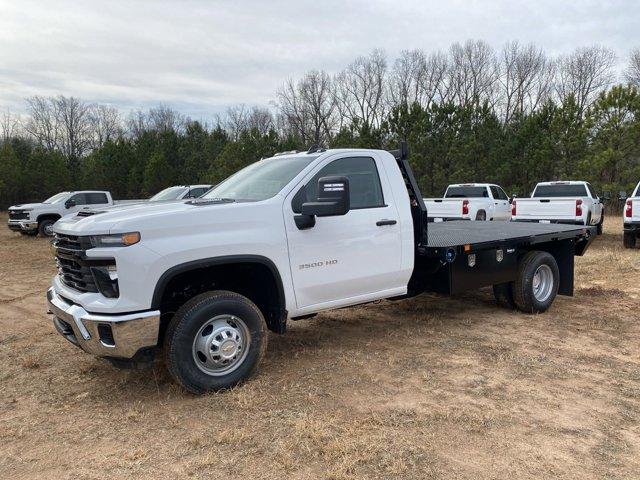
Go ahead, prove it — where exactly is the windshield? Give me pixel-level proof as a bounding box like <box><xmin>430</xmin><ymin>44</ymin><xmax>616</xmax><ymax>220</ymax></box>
<box><xmin>44</xmin><ymin>192</ymin><xmax>70</xmax><ymax>203</ymax></box>
<box><xmin>203</xmin><ymin>155</ymin><xmax>317</xmax><ymax>202</ymax></box>
<box><xmin>149</xmin><ymin>186</ymin><xmax>186</xmax><ymax>201</ymax></box>
<box><xmin>533</xmin><ymin>184</ymin><xmax>587</xmax><ymax>198</ymax></box>
<box><xmin>445</xmin><ymin>186</ymin><xmax>488</xmax><ymax>198</ymax></box>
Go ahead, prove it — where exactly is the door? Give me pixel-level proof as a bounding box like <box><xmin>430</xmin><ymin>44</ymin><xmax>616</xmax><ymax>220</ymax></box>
<box><xmin>586</xmin><ymin>183</ymin><xmax>603</xmax><ymax>224</ymax></box>
<box><xmin>490</xmin><ymin>186</ymin><xmax>511</xmax><ymax>220</ymax></box>
<box><xmin>284</xmin><ymin>154</ymin><xmax>404</xmax><ymax>310</ymax></box>
<box><xmin>65</xmin><ymin>193</ymin><xmax>89</xmax><ymax>214</ymax></box>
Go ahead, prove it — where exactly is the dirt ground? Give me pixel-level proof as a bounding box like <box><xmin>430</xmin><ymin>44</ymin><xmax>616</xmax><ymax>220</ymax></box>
<box><xmin>0</xmin><ymin>214</ymin><xmax>639</xmax><ymax>480</ymax></box>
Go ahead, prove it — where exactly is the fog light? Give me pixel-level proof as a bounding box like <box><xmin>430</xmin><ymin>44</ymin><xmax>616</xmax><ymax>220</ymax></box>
<box><xmin>468</xmin><ymin>254</ymin><xmax>476</xmax><ymax>267</ymax></box>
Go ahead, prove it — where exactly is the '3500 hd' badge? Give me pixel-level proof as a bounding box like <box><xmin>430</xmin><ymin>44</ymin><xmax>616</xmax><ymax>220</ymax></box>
<box><xmin>299</xmin><ymin>259</ymin><xmax>338</xmax><ymax>270</ymax></box>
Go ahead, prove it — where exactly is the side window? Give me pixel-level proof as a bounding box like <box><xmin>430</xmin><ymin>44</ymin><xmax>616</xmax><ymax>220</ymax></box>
<box><xmin>496</xmin><ymin>187</ymin><xmax>509</xmax><ymax>200</ymax></box>
<box><xmin>489</xmin><ymin>186</ymin><xmax>500</xmax><ymax>199</ymax></box>
<box><xmin>188</xmin><ymin>188</ymin><xmax>207</xmax><ymax>198</ymax></box>
<box><xmin>292</xmin><ymin>157</ymin><xmax>385</xmax><ymax>213</ymax></box>
<box><xmin>69</xmin><ymin>193</ymin><xmax>87</xmax><ymax>205</ymax></box>
<box><xmin>586</xmin><ymin>184</ymin><xmax>597</xmax><ymax>199</ymax></box>
<box><xmin>86</xmin><ymin>193</ymin><xmax>108</xmax><ymax>204</ymax></box>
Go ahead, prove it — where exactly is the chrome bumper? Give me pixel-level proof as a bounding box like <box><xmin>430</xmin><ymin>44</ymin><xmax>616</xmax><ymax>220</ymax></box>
<box><xmin>8</xmin><ymin>220</ymin><xmax>38</xmax><ymax>231</ymax></box>
<box><xmin>47</xmin><ymin>287</ymin><xmax>161</xmax><ymax>359</ymax></box>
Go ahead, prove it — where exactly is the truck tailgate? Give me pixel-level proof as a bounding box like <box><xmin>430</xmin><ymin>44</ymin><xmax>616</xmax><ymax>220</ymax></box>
<box><xmin>423</xmin><ymin>199</ymin><xmax>462</xmax><ymax>219</ymax></box>
<box><xmin>515</xmin><ymin>198</ymin><xmax>578</xmax><ymax>220</ymax></box>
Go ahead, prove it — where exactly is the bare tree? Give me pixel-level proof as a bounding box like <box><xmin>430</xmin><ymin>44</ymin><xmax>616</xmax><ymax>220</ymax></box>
<box><xmin>277</xmin><ymin>70</ymin><xmax>337</xmax><ymax>145</ymax></box>
<box><xmin>1</xmin><ymin>110</ymin><xmax>21</xmax><ymax>142</ymax></box>
<box><xmin>555</xmin><ymin>45</ymin><xmax>616</xmax><ymax>116</ymax></box>
<box><xmin>335</xmin><ymin>49</ymin><xmax>387</xmax><ymax>127</ymax></box>
<box><xmin>447</xmin><ymin>40</ymin><xmax>500</xmax><ymax>107</ymax></box>
<box><xmin>24</xmin><ymin>96</ymin><xmax>60</xmax><ymax>150</ymax></box>
<box><xmin>624</xmin><ymin>48</ymin><xmax>640</xmax><ymax>86</ymax></box>
<box><xmin>87</xmin><ymin>104</ymin><xmax>122</xmax><ymax>149</ymax></box>
<box><xmin>388</xmin><ymin>50</ymin><xmax>426</xmax><ymax>108</ymax></box>
<box><xmin>246</xmin><ymin>106</ymin><xmax>275</xmax><ymax>136</ymax></box>
<box><xmin>53</xmin><ymin>96</ymin><xmax>92</xmax><ymax>162</ymax></box>
<box><xmin>499</xmin><ymin>41</ymin><xmax>554</xmax><ymax>123</ymax></box>
<box><xmin>147</xmin><ymin>104</ymin><xmax>186</xmax><ymax>133</ymax></box>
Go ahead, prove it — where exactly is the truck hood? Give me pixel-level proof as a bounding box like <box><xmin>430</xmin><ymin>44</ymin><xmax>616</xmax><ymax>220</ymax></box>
<box><xmin>53</xmin><ymin>200</ymin><xmax>244</xmax><ymax>235</ymax></box>
<box><xmin>9</xmin><ymin>203</ymin><xmax>48</xmax><ymax>210</ymax></box>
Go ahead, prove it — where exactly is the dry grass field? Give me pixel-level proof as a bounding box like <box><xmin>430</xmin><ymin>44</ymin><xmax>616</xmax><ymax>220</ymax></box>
<box><xmin>1</xmin><ymin>213</ymin><xmax>639</xmax><ymax>479</ymax></box>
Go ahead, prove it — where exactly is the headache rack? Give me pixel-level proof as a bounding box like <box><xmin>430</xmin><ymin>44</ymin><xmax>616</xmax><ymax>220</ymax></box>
<box><xmin>388</xmin><ymin>142</ymin><xmax>429</xmax><ymax>254</ymax></box>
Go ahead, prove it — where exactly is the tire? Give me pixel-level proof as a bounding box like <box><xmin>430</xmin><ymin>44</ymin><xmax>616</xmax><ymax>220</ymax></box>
<box><xmin>163</xmin><ymin>290</ymin><xmax>268</xmax><ymax>394</ymax></box>
<box><xmin>596</xmin><ymin>214</ymin><xmax>604</xmax><ymax>235</ymax></box>
<box><xmin>475</xmin><ymin>210</ymin><xmax>487</xmax><ymax>221</ymax></box>
<box><xmin>493</xmin><ymin>282</ymin><xmax>516</xmax><ymax>309</ymax></box>
<box><xmin>38</xmin><ymin>219</ymin><xmax>56</xmax><ymax>237</ymax></box>
<box><xmin>624</xmin><ymin>232</ymin><xmax>637</xmax><ymax>249</ymax></box>
<box><xmin>513</xmin><ymin>251</ymin><xmax>559</xmax><ymax>314</ymax></box>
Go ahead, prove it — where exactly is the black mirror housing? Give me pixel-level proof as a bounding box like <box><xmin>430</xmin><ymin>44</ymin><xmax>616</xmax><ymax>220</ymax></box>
<box><xmin>301</xmin><ymin>176</ymin><xmax>350</xmax><ymax>217</ymax></box>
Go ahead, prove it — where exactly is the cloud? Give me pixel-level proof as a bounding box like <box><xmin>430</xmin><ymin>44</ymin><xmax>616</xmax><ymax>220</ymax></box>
<box><xmin>0</xmin><ymin>0</ymin><xmax>638</xmax><ymax>121</ymax></box>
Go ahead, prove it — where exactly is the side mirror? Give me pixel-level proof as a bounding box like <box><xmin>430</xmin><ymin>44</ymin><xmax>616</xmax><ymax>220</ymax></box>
<box><xmin>295</xmin><ymin>176</ymin><xmax>350</xmax><ymax>230</ymax></box>
<box><xmin>603</xmin><ymin>190</ymin><xmax>611</xmax><ymax>201</ymax></box>
<box><xmin>619</xmin><ymin>191</ymin><xmax>628</xmax><ymax>201</ymax></box>
<box><xmin>510</xmin><ymin>193</ymin><xmax>518</xmax><ymax>203</ymax></box>
<box><xmin>65</xmin><ymin>199</ymin><xmax>76</xmax><ymax>209</ymax></box>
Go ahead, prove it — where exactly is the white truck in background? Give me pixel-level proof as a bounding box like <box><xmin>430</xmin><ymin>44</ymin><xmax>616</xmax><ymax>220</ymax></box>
<box><xmin>511</xmin><ymin>181</ymin><xmax>604</xmax><ymax>235</ymax></box>
<box><xmin>423</xmin><ymin>183</ymin><xmax>512</xmax><ymax>222</ymax></box>
<box><xmin>7</xmin><ymin>191</ymin><xmax>114</xmax><ymax>237</ymax></box>
<box><xmin>623</xmin><ymin>181</ymin><xmax>640</xmax><ymax>248</ymax></box>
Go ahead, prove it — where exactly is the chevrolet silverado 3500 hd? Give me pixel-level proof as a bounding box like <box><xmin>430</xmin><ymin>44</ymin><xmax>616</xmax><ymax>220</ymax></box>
<box><xmin>47</xmin><ymin>146</ymin><xmax>595</xmax><ymax>393</ymax></box>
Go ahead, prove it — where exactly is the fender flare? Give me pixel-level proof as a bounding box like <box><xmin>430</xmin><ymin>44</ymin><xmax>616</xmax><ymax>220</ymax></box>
<box><xmin>150</xmin><ymin>254</ymin><xmax>286</xmax><ymax>313</ymax></box>
<box><xmin>36</xmin><ymin>213</ymin><xmax>61</xmax><ymax>223</ymax></box>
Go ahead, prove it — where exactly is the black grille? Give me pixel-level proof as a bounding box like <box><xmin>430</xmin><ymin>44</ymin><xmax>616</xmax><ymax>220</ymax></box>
<box><xmin>9</xmin><ymin>210</ymin><xmax>28</xmax><ymax>220</ymax></box>
<box><xmin>54</xmin><ymin>234</ymin><xmax>98</xmax><ymax>293</ymax></box>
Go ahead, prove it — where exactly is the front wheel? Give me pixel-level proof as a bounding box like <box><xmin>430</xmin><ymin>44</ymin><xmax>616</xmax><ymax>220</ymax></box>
<box><xmin>38</xmin><ymin>219</ymin><xmax>56</xmax><ymax>237</ymax></box>
<box><xmin>163</xmin><ymin>290</ymin><xmax>268</xmax><ymax>394</ymax></box>
<box><xmin>513</xmin><ymin>251</ymin><xmax>559</xmax><ymax>314</ymax></box>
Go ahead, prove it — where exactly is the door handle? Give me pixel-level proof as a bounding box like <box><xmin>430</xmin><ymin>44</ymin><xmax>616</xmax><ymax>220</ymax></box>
<box><xmin>376</xmin><ymin>219</ymin><xmax>397</xmax><ymax>226</ymax></box>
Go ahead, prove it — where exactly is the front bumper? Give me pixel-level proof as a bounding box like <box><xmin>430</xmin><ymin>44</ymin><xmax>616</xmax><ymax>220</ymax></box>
<box><xmin>7</xmin><ymin>220</ymin><xmax>38</xmax><ymax>231</ymax></box>
<box><xmin>47</xmin><ymin>287</ymin><xmax>160</xmax><ymax>359</ymax></box>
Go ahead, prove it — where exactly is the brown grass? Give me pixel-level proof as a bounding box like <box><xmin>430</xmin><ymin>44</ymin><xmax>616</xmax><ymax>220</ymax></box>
<box><xmin>0</xmin><ymin>214</ymin><xmax>639</xmax><ymax>479</ymax></box>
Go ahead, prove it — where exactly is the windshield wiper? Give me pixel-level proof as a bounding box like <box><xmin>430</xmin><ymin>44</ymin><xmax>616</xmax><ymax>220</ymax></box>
<box><xmin>188</xmin><ymin>197</ymin><xmax>236</xmax><ymax>205</ymax></box>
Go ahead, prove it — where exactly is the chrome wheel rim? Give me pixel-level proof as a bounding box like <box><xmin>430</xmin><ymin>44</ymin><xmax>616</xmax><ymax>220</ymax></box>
<box><xmin>192</xmin><ymin>315</ymin><xmax>250</xmax><ymax>376</ymax></box>
<box><xmin>532</xmin><ymin>264</ymin><xmax>553</xmax><ymax>302</ymax></box>
<box><xmin>44</xmin><ymin>223</ymin><xmax>54</xmax><ymax>236</ymax></box>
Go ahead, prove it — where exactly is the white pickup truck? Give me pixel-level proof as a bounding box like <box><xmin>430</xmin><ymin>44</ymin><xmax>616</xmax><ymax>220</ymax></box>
<box><xmin>623</xmin><ymin>181</ymin><xmax>640</xmax><ymax>248</ymax></box>
<box><xmin>424</xmin><ymin>183</ymin><xmax>512</xmax><ymax>221</ymax></box>
<box><xmin>8</xmin><ymin>191</ymin><xmax>114</xmax><ymax>237</ymax></box>
<box><xmin>46</xmin><ymin>146</ymin><xmax>595</xmax><ymax>393</ymax></box>
<box><xmin>148</xmin><ymin>184</ymin><xmax>213</xmax><ymax>201</ymax></box>
<box><xmin>511</xmin><ymin>181</ymin><xmax>604</xmax><ymax>234</ymax></box>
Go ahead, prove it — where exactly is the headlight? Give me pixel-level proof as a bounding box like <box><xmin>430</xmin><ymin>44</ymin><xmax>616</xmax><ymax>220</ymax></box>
<box><xmin>89</xmin><ymin>232</ymin><xmax>140</xmax><ymax>248</ymax></box>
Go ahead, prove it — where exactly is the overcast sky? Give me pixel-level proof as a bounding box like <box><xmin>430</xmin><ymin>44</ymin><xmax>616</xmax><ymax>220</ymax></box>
<box><xmin>1</xmin><ymin>0</ymin><xmax>639</xmax><ymax>121</ymax></box>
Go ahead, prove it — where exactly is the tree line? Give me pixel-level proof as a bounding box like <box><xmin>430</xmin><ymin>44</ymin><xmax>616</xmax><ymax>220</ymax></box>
<box><xmin>1</xmin><ymin>40</ymin><xmax>640</xmax><ymax>209</ymax></box>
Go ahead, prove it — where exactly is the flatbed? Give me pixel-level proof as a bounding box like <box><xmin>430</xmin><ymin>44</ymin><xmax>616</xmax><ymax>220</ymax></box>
<box><xmin>425</xmin><ymin>221</ymin><xmax>593</xmax><ymax>249</ymax></box>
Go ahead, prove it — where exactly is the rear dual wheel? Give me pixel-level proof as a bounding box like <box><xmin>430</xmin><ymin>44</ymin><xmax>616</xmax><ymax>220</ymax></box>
<box><xmin>493</xmin><ymin>251</ymin><xmax>559</xmax><ymax>314</ymax></box>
